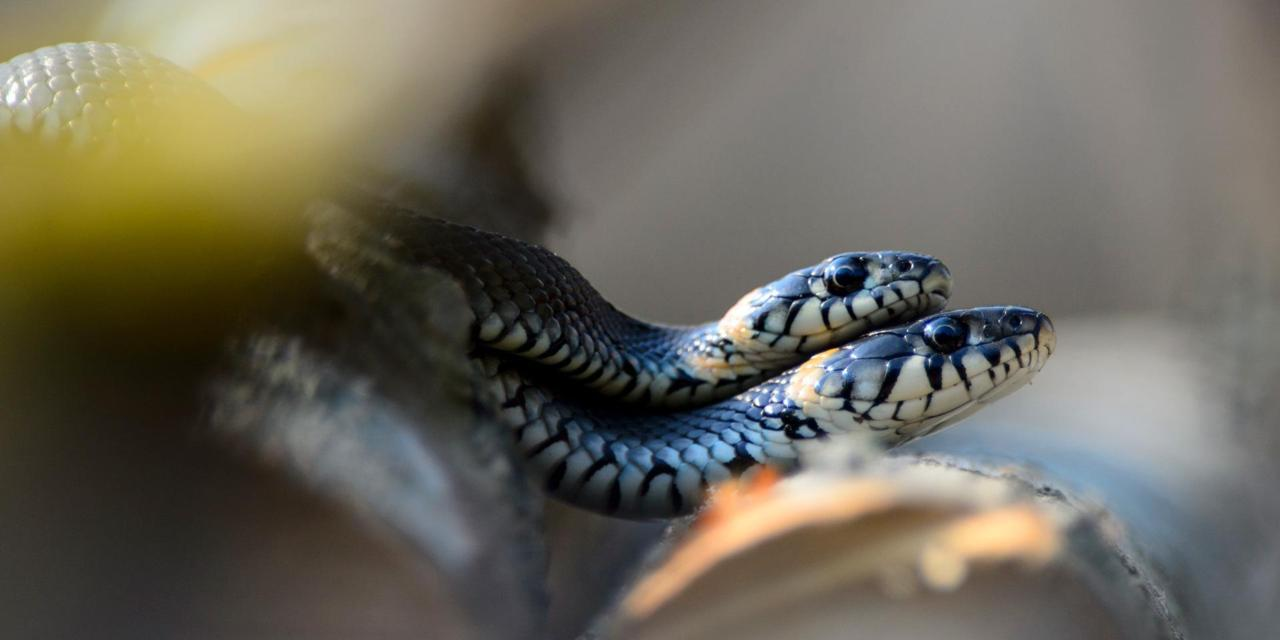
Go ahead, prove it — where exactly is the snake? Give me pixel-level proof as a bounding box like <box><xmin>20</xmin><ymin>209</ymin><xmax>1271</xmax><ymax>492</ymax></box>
<box><xmin>358</xmin><ymin>203</ymin><xmax>1054</xmax><ymax>517</ymax></box>
<box><xmin>355</xmin><ymin>201</ymin><xmax>953</xmax><ymax>407</ymax></box>
<box><xmin>487</xmin><ymin>305</ymin><xmax>1054</xmax><ymax>518</ymax></box>
<box><xmin>4</xmin><ymin>42</ymin><xmax>1056</xmax><ymax>519</ymax></box>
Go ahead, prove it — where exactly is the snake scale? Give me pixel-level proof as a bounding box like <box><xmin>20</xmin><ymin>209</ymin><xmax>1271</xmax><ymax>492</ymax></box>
<box><xmin>3</xmin><ymin>42</ymin><xmax>1056</xmax><ymax>519</ymax></box>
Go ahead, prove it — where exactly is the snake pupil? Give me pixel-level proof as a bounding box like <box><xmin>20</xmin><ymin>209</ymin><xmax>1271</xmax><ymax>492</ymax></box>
<box><xmin>894</xmin><ymin>259</ymin><xmax>914</xmax><ymax>273</ymax></box>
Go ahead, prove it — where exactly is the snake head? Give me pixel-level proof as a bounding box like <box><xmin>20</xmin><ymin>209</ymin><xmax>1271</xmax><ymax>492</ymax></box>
<box><xmin>719</xmin><ymin>251</ymin><xmax>952</xmax><ymax>362</ymax></box>
<box><xmin>786</xmin><ymin>305</ymin><xmax>1054</xmax><ymax>447</ymax></box>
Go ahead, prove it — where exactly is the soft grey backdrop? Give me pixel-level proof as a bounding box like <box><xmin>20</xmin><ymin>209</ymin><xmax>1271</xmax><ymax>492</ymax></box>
<box><xmin>536</xmin><ymin>0</ymin><xmax>1277</xmax><ymax>322</ymax></box>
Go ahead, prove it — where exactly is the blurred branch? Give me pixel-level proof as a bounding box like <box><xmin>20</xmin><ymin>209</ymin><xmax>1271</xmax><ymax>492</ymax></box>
<box><xmin>208</xmin><ymin>197</ymin><xmax>549</xmax><ymax>640</ymax></box>
<box><xmin>596</xmin><ymin>455</ymin><xmax>1186</xmax><ymax>640</ymax></box>
<box><xmin>909</xmin><ymin>455</ymin><xmax>1186</xmax><ymax>640</ymax></box>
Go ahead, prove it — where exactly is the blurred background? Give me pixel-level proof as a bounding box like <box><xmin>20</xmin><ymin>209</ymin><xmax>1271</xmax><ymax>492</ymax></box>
<box><xmin>538</xmin><ymin>5</ymin><xmax>1280</xmax><ymax>635</ymax></box>
<box><xmin>539</xmin><ymin>1</ymin><xmax>1278</xmax><ymax>319</ymax></box>
<box><xmin>2</xmin><ymin>1</ymin><xmax>1278</xmax><ymax>639</ymax></box>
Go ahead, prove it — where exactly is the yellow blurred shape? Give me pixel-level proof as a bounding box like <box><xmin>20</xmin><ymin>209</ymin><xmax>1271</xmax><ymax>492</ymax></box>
<box><xmin>0</xmin><ymin>42</ymin><xmax>317</xmax><ymax>356</ymax></box>
<box><xmin>94</xmin><ymin>0</ymin><xmax>593</xmax><ymax>157</ymax></box>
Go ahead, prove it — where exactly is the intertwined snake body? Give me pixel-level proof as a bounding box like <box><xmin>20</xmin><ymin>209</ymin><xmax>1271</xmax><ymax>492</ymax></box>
<box><xmin>364</xmin><ymin>205</ymin><xmax>1054</xmax><ymax>518</ymax></box>
<box><xmin>486</xmin><ymin>307</ymin><xmax>1053</xmax><ymax>518</ymax></box>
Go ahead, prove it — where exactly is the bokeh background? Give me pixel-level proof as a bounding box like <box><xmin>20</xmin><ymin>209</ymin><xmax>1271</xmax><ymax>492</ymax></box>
<box><xmin>535</xmin><ymin>4</ymin><xmax>1280</xmax><ymax>637</ymax></box>
<box><xmin>540</xmin><ymin>1</ymin><xmax>1278</xmax><ymax>320</ymax></box>
<box><xmin>2</xmin><ymin>1</ymin><xmax>1278</xmax><ymax>639</ymax></box>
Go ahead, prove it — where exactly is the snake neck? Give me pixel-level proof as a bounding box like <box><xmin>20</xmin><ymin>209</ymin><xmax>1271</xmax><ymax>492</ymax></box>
<box><xmin>602</xmin><ymin>319</ymin><xmax>791</xmax><ymax>403</ymax></box>
<box><xmin>365</xmin><ymin>206</ymin><xmax>798</xmax><ymax>407</ymax></box>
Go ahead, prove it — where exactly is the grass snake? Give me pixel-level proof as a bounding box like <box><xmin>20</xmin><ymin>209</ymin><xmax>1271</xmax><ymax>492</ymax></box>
<box><xmin>363</xmin><ymin>204</ymin><xmax>1054</xmax><ymax>518</ymax></box>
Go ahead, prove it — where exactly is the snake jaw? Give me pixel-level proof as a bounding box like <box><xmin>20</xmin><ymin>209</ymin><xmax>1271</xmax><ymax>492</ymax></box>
<box><xmin>718</xmin><ymin>252</ymin><xmax>953</xmax><ymax>363</ymax></box>
<box><xmin>922</xmin><ymin>263</ymin><xmax>954</xmax><ymax>301</ymax></box>
<box><xmin>789</xmin><ymin>306</ymin><xmax>1054</xmax><ymax>447</ymax></box>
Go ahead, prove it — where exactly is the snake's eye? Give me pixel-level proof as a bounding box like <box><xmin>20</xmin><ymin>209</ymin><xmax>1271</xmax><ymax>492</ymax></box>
<box><xmin>1004</xmin><ymin>314</ymin><xmax>1024</xmax><ymax>334</ymax></box>
<box><xmin>823</xmin><ymin>259</ymin><xmax>868</xmax><ymax>295</ymax></box>
<box><xmin>894</xmin><ymin>258</ymin><xmax>914</xmax><ymax>273</ymax></box>
<box><xmin>924</xmin><ymin>318</ymin><xmax>967</xmax><ymax>352</ymax></box>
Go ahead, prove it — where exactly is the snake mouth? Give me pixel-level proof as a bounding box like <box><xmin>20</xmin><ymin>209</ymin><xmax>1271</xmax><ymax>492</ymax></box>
<box><xmin>789</xmin><ymin>306</ymin><xmax>1054</xmax><ymax>446</ymax></box>
<box><xmin>920</xmin><ymin>264</ymin><xmax>952</xmax><ymax>301</ymax></box>
<box><xmin>727</xmin><ymin>286</ymin><xmax>950</xmax><ymax>360</ymax></box>
<box><xmin>799</xmin><ymin>287</ymin><xmax>948</xmax><ymax>348</ymax></box>
<box><xmin>718</xmin><ymin>254</ymin><xmax>952</xmax><ymax>359</ymax></box>
<box><xmin>883</xmin><ymin>335</ymin><xmax>1054</xmax><ymax>444</ymax></box>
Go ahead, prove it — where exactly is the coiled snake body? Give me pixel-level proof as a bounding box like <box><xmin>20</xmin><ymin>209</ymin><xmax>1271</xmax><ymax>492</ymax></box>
<box><xmin>364</xmin><ymin>205</ymin><xmax>1055</xmax><ymax>518</ymax></box>
<box><xmin>486</xmin><ymin>306</ymin><xmax>1052</xmax><ymax>518</ymax></box>
<box><xmin>4</xmin><ymin>42</ymin><xmax>1056</xmax><ymax>519</ymax></box>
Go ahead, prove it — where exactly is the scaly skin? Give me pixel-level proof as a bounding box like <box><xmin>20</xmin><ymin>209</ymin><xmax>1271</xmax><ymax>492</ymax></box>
<box><xmin>0</xmin><ymin>42</ymin><xmax>233</xmax><ymax>152</ymax></box>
